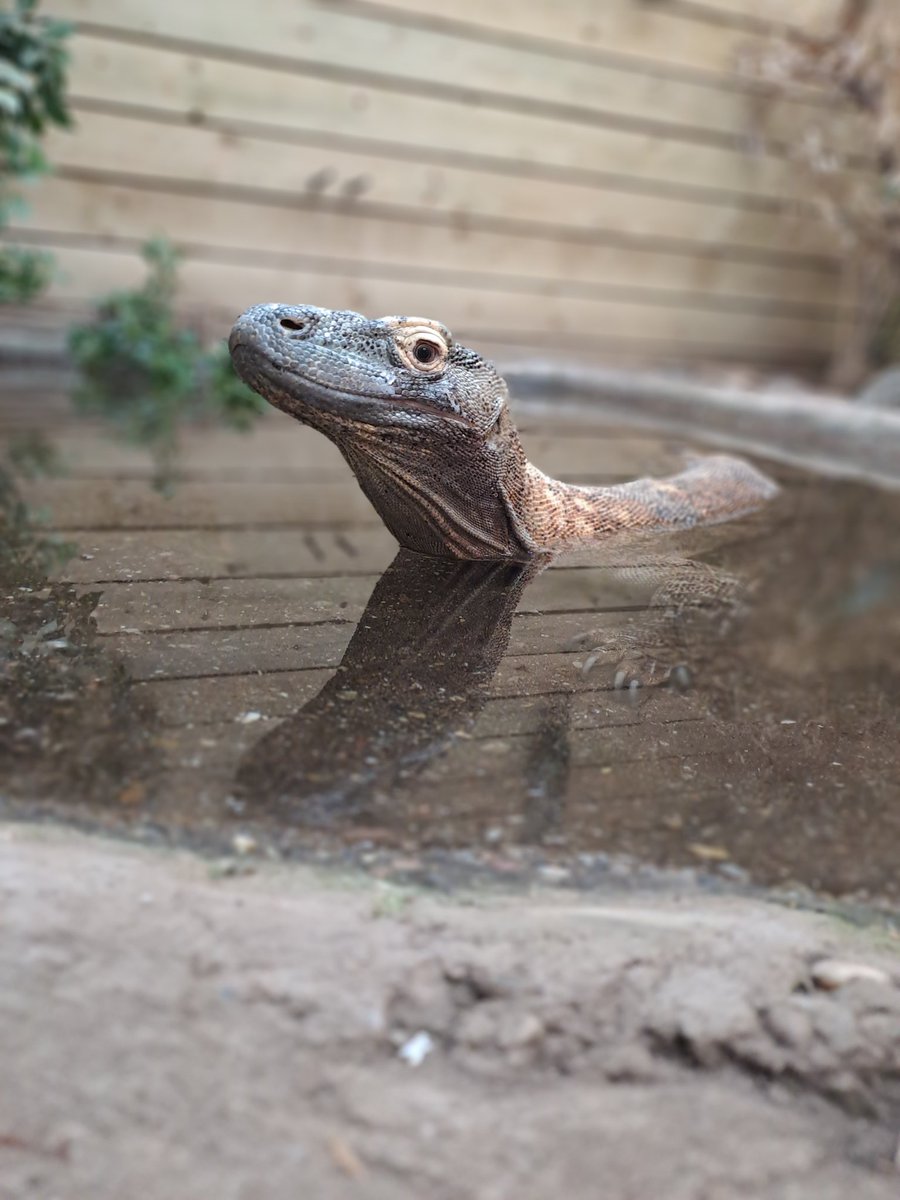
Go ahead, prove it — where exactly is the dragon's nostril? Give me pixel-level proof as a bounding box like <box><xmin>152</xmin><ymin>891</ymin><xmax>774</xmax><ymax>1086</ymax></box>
<box><xmin>280</xmin><ymin>317</ymin><xmax>305</xmax><ymax>332</ymax></box>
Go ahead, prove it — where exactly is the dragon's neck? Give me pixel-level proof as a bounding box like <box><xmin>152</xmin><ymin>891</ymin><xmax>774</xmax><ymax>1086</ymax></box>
<box><xmin>508</xmin><ymin>457</ymin><xmax>777</xmax><ymax>554</ymax></box>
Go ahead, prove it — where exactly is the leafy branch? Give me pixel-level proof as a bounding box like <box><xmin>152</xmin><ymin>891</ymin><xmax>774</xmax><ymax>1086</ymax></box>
<box><xmin>0</xmin><ymin>0</ymin><xmax>71</xmax><ymax>303</ymax></box>
<box><xmin>68</xmin><ymin>239</ymin><xmax>266</xmax><ymax>489</ymax></box>
<box><xmin>739</xmin><ymin>0</ymin><xmax>900</xmax><ymax>386</ymax></box>
<box><xmin>0</xmin><ymin>433</ymin><xmax>74</xmax><ymax>587</ymax></box>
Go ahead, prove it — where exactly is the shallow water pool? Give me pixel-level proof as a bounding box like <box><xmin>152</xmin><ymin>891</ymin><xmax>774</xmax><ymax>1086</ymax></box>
<box><xmin>2</xmin><ymin>411</ymin><xmax>898</xmax><ymax>905</ymax></box>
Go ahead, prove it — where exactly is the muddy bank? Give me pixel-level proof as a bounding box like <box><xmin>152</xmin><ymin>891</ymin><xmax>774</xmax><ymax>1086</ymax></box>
<box><xmin>3</xmin><ymin>825</ymin><xmax>899</xmax><ymax>1200</ymax></box>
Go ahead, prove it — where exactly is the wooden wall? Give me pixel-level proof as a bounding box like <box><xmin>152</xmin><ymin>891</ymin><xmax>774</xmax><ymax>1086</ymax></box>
<box><xmin>7</xmin><ymin>0</ymin><xmax>854</xmax><ymax>371</ymax></box>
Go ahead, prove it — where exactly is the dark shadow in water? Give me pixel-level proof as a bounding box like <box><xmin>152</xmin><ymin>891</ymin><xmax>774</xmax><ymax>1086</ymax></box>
<box><xmin>235</xmin><ymin>549</ymin><xmax>545</xmax><ymax>824</ymax></box>
<box><xmin>519</xmin><ymin>694</ymin><xmax>573</xmax><ymax>844</ymax></box>
<box><xmin>235</xmin><ymin>533</ymin><xmax>746</xmax><ymax>840</ymax></box>
<box><xmin>0</xmin><ymin>461</ymin><xmax>159</xmax><ymax>811</ymax></box>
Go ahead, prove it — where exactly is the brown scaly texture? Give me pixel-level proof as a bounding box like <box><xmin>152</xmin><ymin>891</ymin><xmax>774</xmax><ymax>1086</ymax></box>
<box><xmin>229</xmin><ymin>304</ymin><xmax>777</xmax><ymax>560</ymax></box>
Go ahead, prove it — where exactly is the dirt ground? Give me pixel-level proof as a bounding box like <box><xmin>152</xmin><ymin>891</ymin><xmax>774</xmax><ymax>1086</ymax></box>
<box><xmin>3</xmin><ymin>824</ymin><xmax>899</xmax><ymax>1200</ymax></box>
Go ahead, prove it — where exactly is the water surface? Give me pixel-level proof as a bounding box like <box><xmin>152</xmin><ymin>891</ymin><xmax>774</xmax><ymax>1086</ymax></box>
<box><xmin>2</xmin><ymin>421</ymin><xmax>898</xmax><ymax>904</ymax></box>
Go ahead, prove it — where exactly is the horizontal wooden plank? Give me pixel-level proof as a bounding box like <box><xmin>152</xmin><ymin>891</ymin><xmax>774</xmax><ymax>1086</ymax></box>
<box><xmin>58</xmin><ymin>527</ymin><xmax>402</xmax><ymax>582</ymax></box>
<box><xmin>106</xmin><ymin>615</ymin><xmax>632</xmax><ymax>681</ymax></box>
<box><xmin>136</xmin><ymin>671</ymin><xmax>335</xmax><ymax>726</ymax></box>
<box><xmin>152</xmin><ymin>705</ymin><xmax>720</xmax><ymax>783</ymax></box>
<box><xmin>45</xmin><ymin>423</ymin><xmax>348</xmax><ymax>481</ymax></box>
<box><xmin>93</xmin><ymin>576</ymin><xmax>380</xmax><ymax>634</ymax></box>
<box><xmin>47</xmin><ymin>107</ymin><xmax>839</xmax><ymax>264</ymax></box>
<box><xmin>148</xmin><ymin>710</ymin><xmax>748</xmax><ymax>830</ymax></box>
<box><xmin>15</xmin><ymin>239</ymin><xmax>843</xmax><ymax>360</ymax></box>
<box><xmin>137</xmin><ymin>670</ymin><xmax>697</xmax><ymax>731</ymax></box>
<box><xmin>88</xmin><ymin>561</ymin><xmax>681</xmax><ymax>633</ymax></box>
<box><xmin>152</xmin><ymin>757</ymin><xmax>741</xmax><ymax>828</ymax></box>
<box><xmin>687</xmin><ymin>0</ymin><xmax>843</xmax><ymax>28</ymax></box>
<box><xmin>21</xmin><ymin>478</ymin><xmax>382</xmax><ymax>530</ymax></box>
<box><xmin>53</xmin><ymin>0</ymin><xmax>861</xmax><ymax>151</ymax></box>
<box><xmin>0</xmin><ymin>398</ymin><xmax>74</xmax><ymax>431</ymax></box>
<box><xmin>33</xmin><ymin>455</ymin><xmax>680</xmax><ymax>529</ymax></box>
<box><xmin>2</xmin><ymin>321</ymin><xmax>828</xmax><ymax>388</ymax></box>
<box><xmin>46</xmin><ymin>424</ymin><xmax>683</xmax><ymax>482</ymax></box>
<box><xmin>55</xmin><ymin>522</ymin><xmax>728</xmax><ymax>587</ymax></box>
<box><xmin>104</xmin><ymin>622</ymin><xmax>355</xmax><ymax>680</ymax></box>
<box><xmin>333</xmin><ymin>0</ymin><xmax>763</xmax><ymax>78</ymax></box>
<box><xmin>64</xmin><ymin>32</ymin><xmax>820</xmax><ymax>206</ymax></box>
<box><xmin>130</xmin><ymin>645</ymin><xmax>680</xmax><ymax>713</ymax></box>
<box><xmin>110</xmin><ymin>612</ymin><xmax>628</xmax><ymax>681</ymax></box>
<box><xmin>17</xmin><ymin>175</ymin><xmax>844</xmax><ymax>318</ymax></box>
<box><xmin>413</xmin><ymin>751</ymin><xmax>741</xmax><ymax>820</ymax></box>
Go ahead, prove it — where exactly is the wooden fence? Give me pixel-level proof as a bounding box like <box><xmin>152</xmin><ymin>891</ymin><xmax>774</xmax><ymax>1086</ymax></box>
<box><xmin>7</xmin><ymin>0</ymin><xmax>854</xmax><ymax>370</ymax></box>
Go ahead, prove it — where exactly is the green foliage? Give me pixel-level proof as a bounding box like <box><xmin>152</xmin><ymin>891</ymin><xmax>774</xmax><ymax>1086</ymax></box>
<box><xmin>0</xmin><ymin>0</ymin><xmax>70</xmax><ymax>177</ymax></box>
<box><xmin>0</xmin><ymin>433</ymin><xmax>73</xmax><ymax>587</ymax></box>
<box><xmin>0</xmin><ymin>0</ymin><xmax>71</xmax><ymax>303</ymax></box>
<box><xmin>0</xmin><ymin>240</ymin><xmax>52</xmax><ymax>301</ymax></box>
<box><xmin>68</xmin><ymin>239</ymin><xmax>266</xmax><ymax>489</ymax></box>
<box><xmin>204</xmin><ymin>340</ymin><xmax>269</xmax><ymax>432</ymax></box>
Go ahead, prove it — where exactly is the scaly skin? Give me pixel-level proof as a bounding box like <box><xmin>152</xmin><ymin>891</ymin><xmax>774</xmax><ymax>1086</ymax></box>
<box><xmin>229</xmin><ymin>304</ymin><xmax>777</xmax><ymax>560</ymax></box>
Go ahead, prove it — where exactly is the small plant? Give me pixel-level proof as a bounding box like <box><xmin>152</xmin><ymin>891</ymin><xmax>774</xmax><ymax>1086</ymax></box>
<box><xmin>0</xmin><ymin>433</ymin><xmax>73</xmax><ymax>587</ymax></box>
<box><xmin>0</xmin><ymin>0</ymin><xmax>71</xmax><ymax>303</ymax></box>
<box><xmin>740</xmin><ymin>0</ymin><xmax>900</xmax><ymax>387</ymax></box>
<box><xmin>68</xmin><ymin>239</ymin><xmax>265</xmax><ymax>488</ymax></box>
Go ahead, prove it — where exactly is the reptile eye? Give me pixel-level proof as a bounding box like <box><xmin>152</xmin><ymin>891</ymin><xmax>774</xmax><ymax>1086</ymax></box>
<box><xmin>279</xmin><ymin>317</ymin><xmax>305</xmax><ymax>331</ymax></box>
<box><xmin>390</xmin><ymin>320</ymin><xmax>451</xmax><ymax>373</ymax></box>
<box><xmin>413</xmin><ymin>341</ymin><xmax>438</xmax><ymax>365</ymax></box>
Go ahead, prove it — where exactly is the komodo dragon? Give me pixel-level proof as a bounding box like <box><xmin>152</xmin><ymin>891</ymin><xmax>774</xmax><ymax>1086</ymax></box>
<box><xmin>229</xmin><ymin>304</ymin><xmax>777</xmax><ymax>560</ymax></box>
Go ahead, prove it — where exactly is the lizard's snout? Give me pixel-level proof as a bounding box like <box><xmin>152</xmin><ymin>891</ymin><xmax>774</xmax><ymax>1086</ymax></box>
<box><xmin>229</xmin><ymin>303</ymin><xmax>322</xmax><ymax>356</ymax></box>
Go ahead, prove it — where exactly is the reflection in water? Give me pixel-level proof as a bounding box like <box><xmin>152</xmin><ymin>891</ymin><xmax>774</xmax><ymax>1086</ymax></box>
<box><xmin>0</xmin><ymin>583</ymin><xmax>154</xmax><ymax>806</ymax></box>
<box><xmin>520</xmin><ymin>695</ymin><xmax>573</xmax><ymax>844</ymax></box>
<box><xmin>235</xmin><ymin>538</ymin><xmax>742</xmax><ymax>837</ymax></box>
<box><xmin>236</xmin><ymin>549</ymin><xmax>543</xmax><ymax>822</ymax></box>
<box><xmin>0</xmin><ymin>465</ymin><xmax>158</xmax><ymax>811</ymax></box>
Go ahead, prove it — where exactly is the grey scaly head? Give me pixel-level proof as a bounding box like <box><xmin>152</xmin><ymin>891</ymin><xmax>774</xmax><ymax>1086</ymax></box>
<box><xmin>229</xmin><ymin>303</ymin><xmax>777</xmax><ymax>560</ymax></box>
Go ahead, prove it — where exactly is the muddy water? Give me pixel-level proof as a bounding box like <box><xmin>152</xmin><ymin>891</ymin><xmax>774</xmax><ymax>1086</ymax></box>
<box><xmin>2</xmin><ymin>457</ymin><xmax>899</xmax><ymax>904</ymax></box>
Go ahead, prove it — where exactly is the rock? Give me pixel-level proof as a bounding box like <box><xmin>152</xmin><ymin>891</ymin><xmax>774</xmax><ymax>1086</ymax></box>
<box><xmin>497</xmin><ymin>1011</ymin><xmax>544</xmax><ymax>1051</ymax></box>
<box><xmin>398</xmin><ymin>1030</ymin><xmax>435</xmax><ymax>1067</ymax></box>
<box><xmin>811</xmin><ymin>959</ymin><xmax>893</xmax><ymax>991</ymax></box>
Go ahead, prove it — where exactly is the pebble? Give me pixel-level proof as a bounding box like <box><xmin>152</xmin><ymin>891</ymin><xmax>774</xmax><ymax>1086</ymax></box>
<box><xmin>537</xmin><ymin>864</ymin><xmax>571</xmax><ymax>883</ymax></box>
<box><xmin>811</xmin><ymin>958</ymin><xmax>892</xmax><ymax>990</ymax></box>
<box><xmin>398</xmin><ymin>1030</ymin><xmax>435</xmax><ymax>1067</ymax></box>
<box><xmin>231</xmin><ymin>833</ymin><xmax>257</xmax><ymax>857</ymax></box>
<box><xmin>688</xmin><ymin>842</ymin><xmax>730</xmax><ymax>862</ymax></box>
<box><xmin>497</xmin><ymin>1012</ymin><xmax>544</xmax><ymax>1050</ymax></box>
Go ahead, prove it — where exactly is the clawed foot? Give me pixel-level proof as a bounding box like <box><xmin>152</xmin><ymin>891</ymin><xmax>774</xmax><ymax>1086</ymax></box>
<box><xmin>612</xmin><ymin>655</ymin><xmax>695</xmax><ymax>692</ymax></box>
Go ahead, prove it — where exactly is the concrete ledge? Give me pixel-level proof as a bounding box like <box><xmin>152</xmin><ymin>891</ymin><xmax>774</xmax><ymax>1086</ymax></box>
<box><xmin>504</xmin><ymin>363</ymin><xmax>900</xmax><ymax>489</ymax></box>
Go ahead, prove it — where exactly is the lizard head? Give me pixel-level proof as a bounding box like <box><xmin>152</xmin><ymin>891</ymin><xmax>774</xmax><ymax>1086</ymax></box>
<box><xmin>228</xmin><ymin>303</ymin><xmax>506</xmax><ymax>436</ymax></box>
<box><xmin>228</xmin><ymin>303</ymin><xmax>535</xmax><ymax>559</ymax></box>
